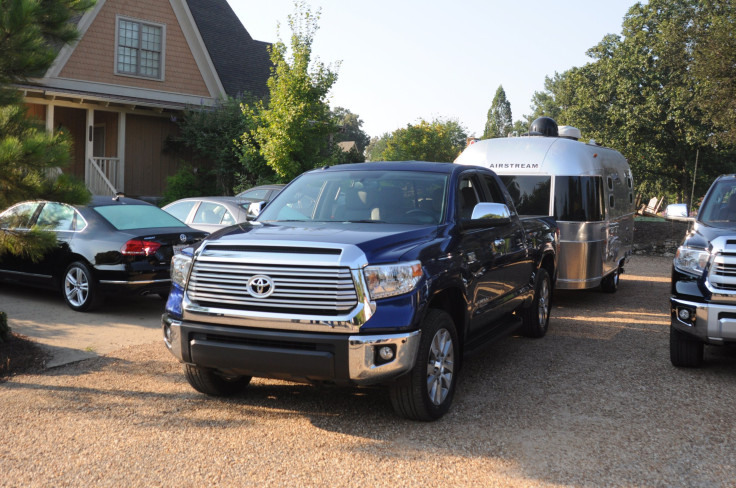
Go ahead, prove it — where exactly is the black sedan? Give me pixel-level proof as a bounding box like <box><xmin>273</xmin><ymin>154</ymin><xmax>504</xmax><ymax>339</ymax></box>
<box><xmin>0</xmin><ymin>196</ymin><xmax>207</xmax><ymax>311</ymax></box>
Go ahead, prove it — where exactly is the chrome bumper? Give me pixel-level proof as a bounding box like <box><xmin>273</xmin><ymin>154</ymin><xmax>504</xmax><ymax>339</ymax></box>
<box><xmin>671</xmin><ymin>297</ymin><xmax>736</xmax><ymax>345</ymax></box>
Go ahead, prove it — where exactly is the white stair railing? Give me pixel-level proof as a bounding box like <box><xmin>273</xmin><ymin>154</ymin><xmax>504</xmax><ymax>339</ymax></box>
<box><xmin>86</xmin><ymin>157</ymin><xmax>120</xmax><ymax>196</ymax></box>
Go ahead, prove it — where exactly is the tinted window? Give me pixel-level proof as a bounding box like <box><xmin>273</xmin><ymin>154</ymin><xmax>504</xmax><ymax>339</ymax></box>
<box><xmin>554</xmin><ymin>176</ymin><xmax>604</xmax><ymax>222</ymax></box>
<box><xmin>165</xmin><ymin>200</ymin><xmax>197</xmax><ymax>222</ymax></box>
<box><xmin>36</xmin><ymin>203</ymin><xmax>80</xmax><ymax>231</ymax></box>
<box><xmin>0</xmin><ymin>202</ymin><xmax>39</xmax><ymax>229</ymax></box>
<box><xmin>94</xmin><ymin>205</ymin><xmax>188</xmax><ymax>230</ymax></box>
<box><xmin>499</xmin><ymin>176</ymin><xmax>551</xmax><ymax>216</ymax></box>
<box><xmin>700</xmin><ymin>178</ymin><xmax>736</xmax><ymax>225</ymax></box>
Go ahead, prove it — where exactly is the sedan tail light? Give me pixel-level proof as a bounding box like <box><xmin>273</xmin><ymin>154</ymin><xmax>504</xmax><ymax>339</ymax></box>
<box><xmin>122</xmin><ymin>239</ymin><xmax>161</xmax><ymax>256</ymax></box>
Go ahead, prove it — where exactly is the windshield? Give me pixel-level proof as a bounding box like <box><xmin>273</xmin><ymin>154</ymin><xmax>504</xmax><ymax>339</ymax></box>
<box><xmin>258</xmin><ymin>170</ymin><xmax>448</xmax><ymax>225</ymax></box>
<box><xmin>94</xmin><ymin>205</ymin><xmax>189</xmax><ymax>230</ymax></box>
<box><xmin>699</xmin><ymin>179</ymin><xmax>736</xmax><ymax>227</ymax></box>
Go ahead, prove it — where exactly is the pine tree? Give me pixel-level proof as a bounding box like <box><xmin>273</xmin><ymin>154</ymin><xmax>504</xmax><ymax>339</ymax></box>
<box><xmin>482</xmin><ymin>86</ymin><xmax>513</xmax><ymax>139</ymax></box>
<box><xmin>1</xmin><ymin>0</ymin><xmax>93</xmax><ymax>260</ymax></box>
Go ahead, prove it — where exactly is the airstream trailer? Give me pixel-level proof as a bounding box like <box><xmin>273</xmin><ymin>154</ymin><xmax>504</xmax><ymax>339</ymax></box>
<box><xmin>455</xmin><ymin>118</ymin><xmax>635</xmax><ymax>292</ymax></box>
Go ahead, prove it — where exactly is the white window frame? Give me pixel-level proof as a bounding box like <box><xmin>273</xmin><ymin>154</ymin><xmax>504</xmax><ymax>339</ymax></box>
<box><xmin>114</xmin><ymin>15</ymin><xmax>166</xmax><ymax>81</ymax></box>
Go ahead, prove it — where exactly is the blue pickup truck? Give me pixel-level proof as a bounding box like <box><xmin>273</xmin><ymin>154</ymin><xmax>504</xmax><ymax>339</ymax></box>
<box><xmin>163</xmin><ymin>161</ymin><xmax>558</xmax><ymax>420</ymax></box>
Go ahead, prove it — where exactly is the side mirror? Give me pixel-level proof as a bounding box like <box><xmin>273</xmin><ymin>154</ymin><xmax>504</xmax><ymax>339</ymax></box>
<box><xmin>463</xmin><ymin>202</ymin><xmax>512</xmax><ymax>228</ymax></box>
<box><xmin>664</xmin><ymin>203</ymin><xmax>694</xmax><ymax>222</ymax></box>
<box><xmin>246</xmin><ymin>201</ymin><xmax>266</xmax><ymax>220</ymax></box>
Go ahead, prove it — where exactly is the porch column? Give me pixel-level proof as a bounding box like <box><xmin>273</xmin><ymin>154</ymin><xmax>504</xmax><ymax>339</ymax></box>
<box><xmin>117</xmin><ymin>111</ymin><xmax>126</xmax><ymax>193</ymax></box>
<box><xmin>85</xmin><ymin>108</ymin><xmax>94</xmax><ymax>186</ymax></box>
<box><xmin>45</xmin><ymin>104</ymin><xmax>55</xmax><ymax>133</ymax></box>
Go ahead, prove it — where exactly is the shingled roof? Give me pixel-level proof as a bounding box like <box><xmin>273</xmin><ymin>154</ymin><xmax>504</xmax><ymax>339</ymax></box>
<box><xmin>186</xmin><ymin>0</ymin><xmax>272</xmax><ymax>100</ymax></box>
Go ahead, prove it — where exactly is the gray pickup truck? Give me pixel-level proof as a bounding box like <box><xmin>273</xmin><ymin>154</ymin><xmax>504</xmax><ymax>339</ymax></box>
<box><xmin>162</xmin><ymin>161</ymin><xmax>558</xmax><ymax>420</ymax></box>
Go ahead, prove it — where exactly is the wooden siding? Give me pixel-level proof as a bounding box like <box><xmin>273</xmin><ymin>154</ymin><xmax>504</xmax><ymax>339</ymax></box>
<box><xmin>124</xmin><ymin>114</ymin><xmax>180</xmax><ymax>197</ymax></box>
<box><xmin>94</xmin><ymin>110</ymin><xmax>119</xmax><ymax>157</ymax></box>
<box><xmin>25</xmin><ymin>103</ymin><xmax>46</xmax><ymax>121</ymax></box>
<box><xmin>59</xmin><ymin>0</ymin><xmax>210</xmax><ymax>97</ymax></box>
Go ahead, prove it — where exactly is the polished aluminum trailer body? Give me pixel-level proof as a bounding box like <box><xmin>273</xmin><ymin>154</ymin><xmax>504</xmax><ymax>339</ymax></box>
<box><xmin>456</xmin><ymin>134</ymin><xmax>634</xmax><ymax>290</ymax></box>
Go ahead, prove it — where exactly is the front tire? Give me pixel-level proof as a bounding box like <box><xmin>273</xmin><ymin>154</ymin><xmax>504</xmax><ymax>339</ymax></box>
<box><xmin>520</xmin><ymin>268</ymin><xmax>551</xmax><ymax>338</ymax></box>
<box><xmin>184</xmin><ymin>364</ymin><xmax>252</xmax><ymax>396</ymax></box>
<box><xmin>390</xmin><ymin>309</ymin><xmax>459</xmax><ymax>421</ymax></box>
<box><xmin>670</xmin><ymin>326</ymin><xmax>704</xmax><ymax>367</ymax></box>
<box><xmin>62</xmin><ymin>261</ymin><xmax>101</xmax><ymax>312</ymax></box>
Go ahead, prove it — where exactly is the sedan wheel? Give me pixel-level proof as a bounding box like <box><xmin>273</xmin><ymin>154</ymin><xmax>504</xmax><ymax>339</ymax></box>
<box><xmin>62</xmin><ymin>262</ymin><xmax>100</xmax><ymax>312</ymax></box>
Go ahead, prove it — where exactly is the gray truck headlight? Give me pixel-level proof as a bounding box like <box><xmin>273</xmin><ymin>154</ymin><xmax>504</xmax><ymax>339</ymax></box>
<box><xmin>171</xmin><ymin>253</ymin><xmax>193</xmax><ymax>288</ymax></box>
<box><xmin>674</xmin><ymin>246</ymin><xmax>709</xmax><ymax>276</ymax></box>
<box><xmin>363</xmin><ymin>261</ymin><xmax>423</xmax><ymax>299</ymax></box>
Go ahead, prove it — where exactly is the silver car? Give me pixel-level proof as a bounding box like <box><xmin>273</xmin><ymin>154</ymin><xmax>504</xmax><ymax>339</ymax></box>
<box><xmin>162</xmin><ymin>196</ymin><xmax>251</xmax><ymax>233</ymax></box>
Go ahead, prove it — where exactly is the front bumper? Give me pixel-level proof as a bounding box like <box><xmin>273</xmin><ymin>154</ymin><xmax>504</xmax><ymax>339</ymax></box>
<box><xmin>162</xmin><ymin>314</ymin><xmax>421</xmax><ymax>386</ymax></box>
<box><xmin>670</xmin><ymin>297</ymin><xmax>736</xmax><ymax>345</ymax></box>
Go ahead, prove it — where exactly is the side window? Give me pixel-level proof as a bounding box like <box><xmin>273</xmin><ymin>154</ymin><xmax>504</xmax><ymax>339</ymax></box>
<box><xmin>165</xmin><ymin>201</ymin><xmax>197</xmax><ymax>222</ymax></box>
<box><xmin>479</xmin><ymin>175</ymin><xmax>507</xmax><ymax>205</ymax></box>
<box><xmin>0</xmin><ymin>202</ymin><xmax>39</xmax><ymax>230</ymax></box>
<box><xmin>220</xmin><ymin>210</ymin><xmax>236</xmax><ymax>226</ymax></box>
<box><xmin>193</xmin><ymin>202</ymin><xmax>227</xmax><ymax>225</ymax></box>
<box><xmin>457</xmin><ymin>175</ymin><xmax>481</xmax><ymax>220</ymax></box>
<box><xmin>36</xmin><ymin>203</ymin><xmax>77</xmax><ymax>231</ymax></box>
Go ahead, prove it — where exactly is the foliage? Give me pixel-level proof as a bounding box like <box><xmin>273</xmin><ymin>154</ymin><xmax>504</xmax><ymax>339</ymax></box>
<box><xmin>365</xmin><ymin>134</ymin><xmax>389</xmax><ymax>162</ymax></box>
<box><xmin>527</xmin><ymin>0</ymin><xmax>736</xmax><ymax>206</ymax></box>
<box><xmin>249</xmin><ymin>1</ymin><xmax>340</xmax><ymax>182</ymax></box>
<box><xmin>332</xmin><ymin>106</ymin><xmax>370</xmax><ymax>156</ymax></box>
<box><xmin>482</xmin><ymin>86</ymin><xmax>513</xmax><ymax>139</ymax></box>
<box><xmin>366</xmin><ymin>118</ymin><xmax>468</xmax><ymax>162</ymax></box>
<box><xmin>0</xmin><ymin>0</ymin><xmax>92</xmax><ymax>262</ymax></box>
<box><xmin>160</xmin><ymin>165</ymin><xmax>217</xmax><ymax>206</ymax></box>
<box><xmin>170</xmin><ymin>96</ymin><xmax>272</xmax><ymax>196</ymax></box>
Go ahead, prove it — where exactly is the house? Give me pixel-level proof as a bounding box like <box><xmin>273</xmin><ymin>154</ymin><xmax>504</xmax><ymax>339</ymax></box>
<box><xmin>18</xmin><ymin>0</ymin><xmax>271</xmax><ymax>198</ymax></box>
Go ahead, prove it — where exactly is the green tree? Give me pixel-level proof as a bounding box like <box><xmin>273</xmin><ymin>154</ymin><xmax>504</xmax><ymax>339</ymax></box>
<box><xmin>368</xmin><ymin>118</ymin><xmax>468</xmax><ymax>162</ymax></box>
<box><xmin>482</xmin><ymin>85</ymin><xmax>513</xmax><ymax>139</ymax></box>
<box><xmin>249</xmin><ymin>1</ymin><xmax>340</xmax><ymax>182</ymax></box>
<box><xmin>528</xmin><ymin>0</ymin><xmax>736</xmax><ymax>204</ymax></box>
<box><xmin>1</xmin><ymin>0</ymin><xmax>92</xmax><ymax>262</ymax></box>
<box><xmin>332</xmin><ymin>106</ymin><xmax>370</xmax><ymax>155</ymax></box>
<box><xmin>168</xmin><ymin>95</ymin><xmax>272</xmax><ymax>198</ymax></box>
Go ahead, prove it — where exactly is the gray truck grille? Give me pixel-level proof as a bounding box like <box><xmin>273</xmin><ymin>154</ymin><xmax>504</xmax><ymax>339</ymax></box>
<box><xmin>709</xmin><ymin>253</ymin><xmax>736</xmax><ymax>291</ymax></box>
<box><xmin>187</xmin><ymin>261</ymin><xmax>359</xmax><ymax>315</ymax></box>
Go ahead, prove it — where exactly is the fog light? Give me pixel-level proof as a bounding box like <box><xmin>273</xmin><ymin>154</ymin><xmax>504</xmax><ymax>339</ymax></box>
<box><xmin>678</xmin><ymin>308</ymin><xmax>691</xmax><ymax>321</ymax></box>
<box><xmin>378</xmin><ymin>346</ymin><xmax>394</xmax><ymax>361</ymax></box>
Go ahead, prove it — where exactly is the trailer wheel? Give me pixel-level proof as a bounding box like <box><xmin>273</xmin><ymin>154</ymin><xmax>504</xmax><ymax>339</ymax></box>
<box><xmin>601</xmin><ymin>267</ymin><xmax>620</xmax><ymax>293</ymax></box>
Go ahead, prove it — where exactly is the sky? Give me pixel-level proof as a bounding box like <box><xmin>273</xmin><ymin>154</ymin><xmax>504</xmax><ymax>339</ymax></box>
<box><xmin>230</xmin><ymin>0</ymin><xmax>638</xmax><ymax>139</ymax></box>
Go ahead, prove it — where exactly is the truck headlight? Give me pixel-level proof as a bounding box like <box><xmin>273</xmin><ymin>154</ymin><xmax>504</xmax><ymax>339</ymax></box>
<box><xmin>363</xmin><ymin>261</ymin><xmax>423</xmax><ymax>299</ymax></box>
<box><xmin>674</xmin><ymin>246</ymin><xmax>709</xmax><ymax>276</ymax></box>
<box><xmin>171</xmin><ymin>253</ymin><xmax>193</xmax><ymax>288</ymax></box>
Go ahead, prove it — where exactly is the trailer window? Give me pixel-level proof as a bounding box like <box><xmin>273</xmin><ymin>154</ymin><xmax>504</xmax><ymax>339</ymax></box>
<box><xmin>499</xmin><ymin>176</ymin><xmax>551</xmax><ymax>216</ymax></box>
<box><xmin>554</xmin><ymin>176</ymin><xmax>604</xmax><ymax>222</ymax></box>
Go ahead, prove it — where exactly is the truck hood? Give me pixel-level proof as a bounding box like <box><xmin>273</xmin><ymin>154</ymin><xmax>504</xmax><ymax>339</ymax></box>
<box><xmin>684</xmin><ymin>221</ymin><xmax>736</xmax><ymax>249</ymax></box>
<box><xmin>203</xmin><ymin>221</ymin><xmax>439</xmax><ymax>264</ymax></box>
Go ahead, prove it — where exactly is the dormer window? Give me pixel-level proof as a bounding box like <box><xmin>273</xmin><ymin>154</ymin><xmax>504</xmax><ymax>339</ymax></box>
<box><xmin>115</xmin><ymin>16</ymin><xmax>165</xmax><ymax>80</ymax></box>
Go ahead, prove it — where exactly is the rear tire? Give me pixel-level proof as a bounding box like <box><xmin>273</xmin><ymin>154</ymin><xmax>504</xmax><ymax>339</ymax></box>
<box><xmin>669</xmin><ymin>326</ymin><xmax>704</xmax><ymax>368</ymax></box>
<box><xmin>184</xmin><ymin>364</ymin><xmax>252</xmax><ymax>396</ymax></box>
<box><xmin>390</xmin><ymin>309</ymin><xmax>458</xmax><ymax>421</ymax></box>
<box><xmin>520</xmin><ymin>268</ymin><xmax>551</xmax><ymax>338</ymax></box>
<box><xmin>62</xmin><ymin>261</ymin><xmax>101</xmax><ymax>312</ymax></box>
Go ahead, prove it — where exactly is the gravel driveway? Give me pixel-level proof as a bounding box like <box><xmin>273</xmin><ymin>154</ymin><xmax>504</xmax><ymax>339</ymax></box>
<box><xmin>2</xmin><ymin>255</ymin><xmax>735</xmax><ymax>487</ymax></box>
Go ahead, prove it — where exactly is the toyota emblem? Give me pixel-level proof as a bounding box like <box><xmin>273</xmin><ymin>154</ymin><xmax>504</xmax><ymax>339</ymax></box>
<box><xmin>247</xmin><ymin>275</ymin><xmax>275</xmax><ymax>298</ymax></box>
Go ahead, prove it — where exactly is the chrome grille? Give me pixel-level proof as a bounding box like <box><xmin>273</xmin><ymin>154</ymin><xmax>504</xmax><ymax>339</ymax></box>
<box><xmin>709</xmin><ymin>253</ymin><xmax>736</xmax><ymax>292</ymax></box>
<box><xmin>187</xmin><ymin>261</ymin><xmax>358</xmax><ymax>314</ymax></box>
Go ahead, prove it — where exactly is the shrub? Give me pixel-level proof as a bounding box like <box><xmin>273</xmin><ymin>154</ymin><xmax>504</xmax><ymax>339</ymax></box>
<box><xmin>0</xmin><ymin>311</ymin><xmax>9</xmax><ymax>343</ymax></box>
